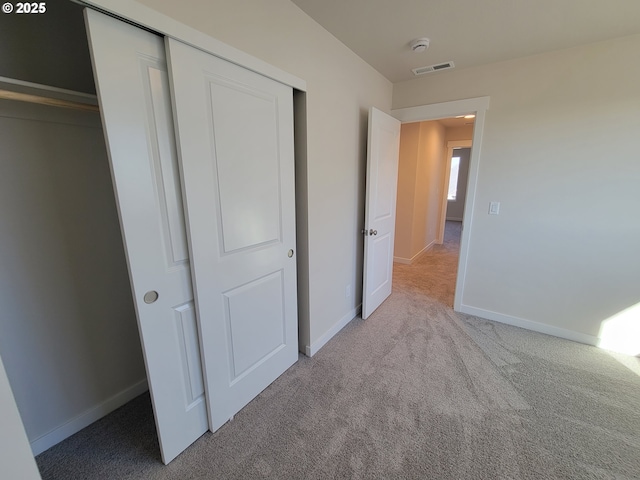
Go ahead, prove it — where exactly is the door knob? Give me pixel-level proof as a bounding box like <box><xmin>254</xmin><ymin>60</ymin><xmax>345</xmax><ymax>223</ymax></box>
<box><xmin>288</xmin><ymin>249</ymin><xmax>294</xmax><ymax>258</ymax></box>
<box><xmin>143</xmin><ymin>290</ymin><xmax>159</xmax><ymax>304</ymax></box>
<box><xmin>369</xmin><ymin>229</ymin><xmax>378</xmax><ymax>236</ymax></box>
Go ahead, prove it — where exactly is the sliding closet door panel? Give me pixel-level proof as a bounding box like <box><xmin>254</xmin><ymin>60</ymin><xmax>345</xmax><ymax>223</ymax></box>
<box><xmin>84</xmin><ymin>10</ymin><xmax>207</xmax><ymax>464</ymax></box>
<box><xmin>166</xmin><ymin>37</ymin><xmax>298</xmax><ymax>431</ymax></box>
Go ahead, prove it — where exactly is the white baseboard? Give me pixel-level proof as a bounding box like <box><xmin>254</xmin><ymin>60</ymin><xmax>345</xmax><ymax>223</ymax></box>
<box><xmin>30</xmin><ymin>379</ymin><xmax>149</xmax><ymax>456</ymax></box>
<box><xmin>393</xmin><ymin>240</ymin><xmax>436</xmax><ymax>265</ymax></box>
<box><xmin>393</xmin><ymin>256</ymin><xmax>411</xmax><ymax>265</ymax></box>
<box><xmin>305</xmin><ymin>305</ymin><xmax>362</xmax><ymax>357</ymax></box>
<box><xmin>458</xmin><ymin>304</ymin><xmax>599</xmax><ymax>347</ymax></box>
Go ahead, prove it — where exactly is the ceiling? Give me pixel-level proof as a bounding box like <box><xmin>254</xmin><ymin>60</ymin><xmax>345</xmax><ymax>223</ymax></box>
<box><xmin>290</xmin><ymin>0</ymin><xmax>640</xmax><ymax>83</ymax></box>
<box><xmin>438</xmin><ymin>116</ymin><xmax>474</xmax><ymax>128</ymax></box>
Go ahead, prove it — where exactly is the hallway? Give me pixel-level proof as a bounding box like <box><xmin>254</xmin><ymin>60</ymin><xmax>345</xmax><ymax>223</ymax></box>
<box><xmin>393</xmin><ymin>220</ymin><xmax>462</xmax><ymax>307</ymax></box>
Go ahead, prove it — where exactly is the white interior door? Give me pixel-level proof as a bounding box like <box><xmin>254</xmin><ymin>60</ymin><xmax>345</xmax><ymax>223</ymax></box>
<box><xmin>84</xmin><ymin>10</ymin><xmax>208</xmax><ymax>464</ymax></box>
<box><xmin>166</xmin><ymin>38</ymin><xmax>299</xmax><ymax>431</ymax></box>
<box><xmin>362</xmin><ymin>107</ymin><xmax>401</xmax><ymax>319</ymax></box>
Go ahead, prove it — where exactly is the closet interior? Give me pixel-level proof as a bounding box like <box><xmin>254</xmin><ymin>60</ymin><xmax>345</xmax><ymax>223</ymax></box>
<box><xmin>0</xmin><ymin>1</ymin><xmax>149</xmax><ymax>458</ymax></box>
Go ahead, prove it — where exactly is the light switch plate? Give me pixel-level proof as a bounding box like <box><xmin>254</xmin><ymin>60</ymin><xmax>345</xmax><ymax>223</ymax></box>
<box><xmin>489</xmin><ymin>201</ymin><xmax>500</xmax><ymax>215</ymax></box>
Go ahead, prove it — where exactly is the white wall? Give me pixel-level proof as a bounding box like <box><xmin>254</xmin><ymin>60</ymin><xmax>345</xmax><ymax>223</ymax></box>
<box><xmin>0</xmin><ymin>100</ymin><xmax>147</xmax><ymax>453</ymax></box>
<box><xmin>394</xmin><ymin>122</ymin><xmax>421</xmax><ymax>261</ymax></box>
<box><xmin>135</xmin><ymin>0</ymin><xmax>393</xmax><ymax>353</ymax></box>
<box><xmin>416</xmin><ymin>122</ymin><xmax>447</xmax><ymax>255</ymax></box>
<box><xmin>445</xmin><ymin>125</ymin><xmax>474</xmax><ymax>143</ymax></box>
<box><xmin>393</xmin><ymin>34</ymin><xmax>640</xmax><ymax>345</ymax></box>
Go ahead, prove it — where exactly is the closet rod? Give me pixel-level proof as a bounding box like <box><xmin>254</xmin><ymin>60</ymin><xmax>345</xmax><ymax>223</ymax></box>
<box><xmin>0</xmin><ymin>89</ymin><xmax>99</xmax><ymax>113</ymax></box>
<box><xmin>0</xmin><ymin>76</ymin><xmax>99</xmax><ymax>112</ymax></box>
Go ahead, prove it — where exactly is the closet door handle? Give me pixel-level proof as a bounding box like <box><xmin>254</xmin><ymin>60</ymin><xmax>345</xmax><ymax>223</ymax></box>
<box><xmin>143</xmin><ymin>291</ymin><xmax>159</xmax><ymax>304</ymax></box>
<box><xmin>369</xmin><ymin>229</ymin><xmax>377</xmax><ymax>236</ymax></box>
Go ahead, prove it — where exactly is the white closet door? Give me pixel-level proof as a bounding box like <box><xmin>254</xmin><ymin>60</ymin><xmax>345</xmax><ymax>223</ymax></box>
<box><xmin>166</xmin><ymin>38</ymin><xmax>299</xmax><ymax>431</ymax></box>
<box><xmin>84</xmin><ymin>10</ymin><xmax>207</xmax><ymax>464</ymax></box>
<box><xmin>362</xmin><ymin>107</ymin><xmax>401</xmax><ymax>319</ymax></box>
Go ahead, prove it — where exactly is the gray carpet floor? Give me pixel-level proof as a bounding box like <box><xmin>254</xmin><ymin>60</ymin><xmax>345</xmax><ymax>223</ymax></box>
<box><xmin>36</xmin><ymin>221</ymin><xmax>640</xmax><ymax>479</ymax></box>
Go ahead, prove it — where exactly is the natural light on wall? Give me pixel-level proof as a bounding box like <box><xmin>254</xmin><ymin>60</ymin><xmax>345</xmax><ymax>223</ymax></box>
<box><xmin>447</xmin><ymin>156</ymin><xmax>460</xmax><ymax>200</ymax></box>
<box><xmin>597</xmin><ymin>302</ymin><xmax>640</xmax><ymax>356</ymax></box>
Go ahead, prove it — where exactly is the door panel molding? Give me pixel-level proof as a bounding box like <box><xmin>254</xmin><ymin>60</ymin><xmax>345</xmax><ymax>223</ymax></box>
<box><xmin>85</xmin><ymin>10</ymin><xmax>208</xmax><ymax>464</ymax></box>
<box><xmin>166</xmin><ymin>36</ymin><xmax>299</xmax><ymax>432</ymax></box>
<box><xmin>362</xmin><ymin>107</ymin><xmax>401</xmax><ymax>319</ymax></box>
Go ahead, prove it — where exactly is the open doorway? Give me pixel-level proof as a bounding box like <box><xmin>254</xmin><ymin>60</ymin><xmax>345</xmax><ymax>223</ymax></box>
<box><xmin>390</xmin><ymin>97</ymin><xmax>489</xmax><ymax>311</ymax></box>
<box><xmin>392</xmin><ymin>114</ymin><xmax>474</xmax><ymax>306</ymax></box>
<box><xmin>445</xmin><ymin>147</ymin><xmax>471</xmax><ymax>222</ymax></box>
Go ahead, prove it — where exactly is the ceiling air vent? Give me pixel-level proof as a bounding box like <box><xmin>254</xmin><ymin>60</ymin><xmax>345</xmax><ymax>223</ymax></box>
<box><xmin>412</xmin><ymin>61</ymin><xmax>455</xmax><ymax>76</ymax></box>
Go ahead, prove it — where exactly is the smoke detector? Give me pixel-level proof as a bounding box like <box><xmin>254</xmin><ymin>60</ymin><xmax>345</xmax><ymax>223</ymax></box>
<box><xmin>410</xmin><ymin>37</ymin><xmax>430</xmax><ymax>53</ymax></box>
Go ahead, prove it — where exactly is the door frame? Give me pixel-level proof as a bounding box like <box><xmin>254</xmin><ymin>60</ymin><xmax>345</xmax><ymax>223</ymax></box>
<box><xmin>391</xmin><ymin>96</ymin><xmax>489</xmax><ymax>312</ymax></box>
<box><xmin>80</xmin><ymin>0</ymin><xmax>305</xmax><ymax>91</ymax></box>
<box><xmin>438</xmin><ymin>140</ymin><xmax>472</xmax><ymax>243</ymax></box>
